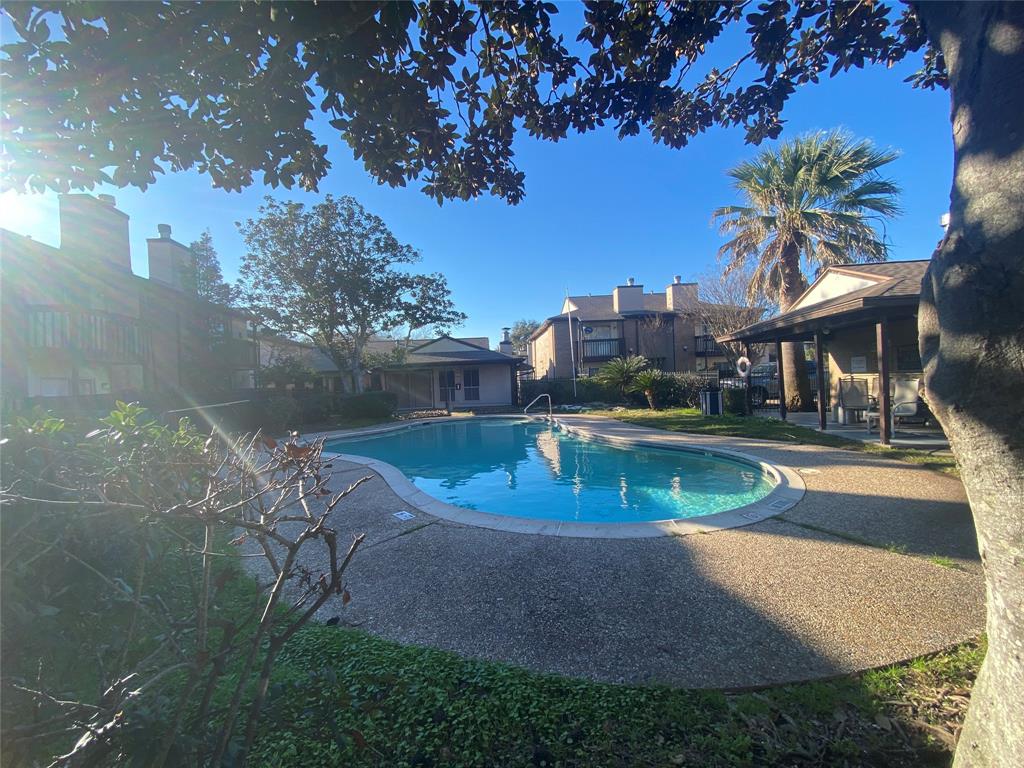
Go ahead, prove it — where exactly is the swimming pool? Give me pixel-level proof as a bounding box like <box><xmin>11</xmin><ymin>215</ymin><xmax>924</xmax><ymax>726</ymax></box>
<box><xmin>325</xmin><ymin>418</ymin><xmax>777</xmax><ymax>525</ymax></box>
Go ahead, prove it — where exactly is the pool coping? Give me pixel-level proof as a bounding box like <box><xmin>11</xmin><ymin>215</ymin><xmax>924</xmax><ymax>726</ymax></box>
<box><xmin>310</xmin><ymin>415</ymin><xmax>806</xmax><ymax>539</ymax></box>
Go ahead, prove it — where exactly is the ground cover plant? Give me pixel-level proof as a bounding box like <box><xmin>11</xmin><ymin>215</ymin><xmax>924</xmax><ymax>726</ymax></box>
<box><xmin>244</xmin><ymin>622</ymin><xmax>988</xmax><ymax>768</ymax></box>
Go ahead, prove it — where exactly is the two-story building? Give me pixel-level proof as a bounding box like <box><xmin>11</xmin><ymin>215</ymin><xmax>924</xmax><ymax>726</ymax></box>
<box><xmin>527</xmin><ymin>276</ymin><xmax>750</xmax><ymax>379</ymax></box>
<box><xmin>0</xmin><ymin>194</ymin><xmax>258</xmax><ymax>409</ymax></box>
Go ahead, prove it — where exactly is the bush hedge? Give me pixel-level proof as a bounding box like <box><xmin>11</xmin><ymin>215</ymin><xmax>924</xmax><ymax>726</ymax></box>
<box><xmin>261</xmin><ymin>396</ymin><xmax>304</xmax><ymax>435</ymax></box>
<box><xmin>295</xmin><ymin>392</ymin><xmax>338</xmax><ymax>424</ymax></box>
<box><xmin>520</xmin><ymin>377</ymin><xmax>620</xmax><ymax>406</ymax></box>
<box><xmin>521</xmin><ymin>371</ymin><xmax>714</xmax><ymax>410</ymax></box>
<box><xmin>723</xmin><ymin>388</ymin><xmax>748</xmax><ymax>416</ymax></box>
<box><xmin>339</xmin><ymin>391</ymin><xmax>398</xmax><ymax>419</ymax></box>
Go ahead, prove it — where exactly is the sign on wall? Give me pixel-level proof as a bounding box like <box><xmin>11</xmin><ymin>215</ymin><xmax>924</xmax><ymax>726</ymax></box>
<box><xmin>850</xmin><ymin>355</ymin><xmax>867</xmax><ymax>373</ymax></box>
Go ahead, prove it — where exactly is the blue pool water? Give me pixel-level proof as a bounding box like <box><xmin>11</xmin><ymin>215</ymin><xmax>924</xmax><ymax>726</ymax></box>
<box><xmin>325</xmin><ymin>419</ymin><xmax>775</xmax><ymax>524</ymax></box>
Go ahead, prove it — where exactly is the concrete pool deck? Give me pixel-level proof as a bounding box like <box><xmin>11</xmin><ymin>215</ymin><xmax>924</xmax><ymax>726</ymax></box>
<box><xmin>261</xmin><ymin>415</ymin><xmax>984</xmax><ymax>689</ymax></box>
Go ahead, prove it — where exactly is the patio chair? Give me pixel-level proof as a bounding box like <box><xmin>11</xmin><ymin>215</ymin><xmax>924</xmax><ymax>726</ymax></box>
<box><xmin>836</xmin><ymin>377</ymin><xmax>870</xmax><ymax>425</ymax></box>
<box><xmin>867</xmin><ymin>378</ymin><xmax>921</xmax><ymax>433</ymax></box>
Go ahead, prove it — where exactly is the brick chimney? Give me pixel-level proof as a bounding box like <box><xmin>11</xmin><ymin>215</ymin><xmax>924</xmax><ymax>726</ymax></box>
<box><xmin>498</xmin><ymin>327</ymin><xmax>514</xmax><ymax>355</ymax></box>
<box><xmin>58</xmin><ymin>193</ymin><xmax>131</xmax><ymax>271</ymax></box>
<box><xmin>666</xmin><ymin>275</ymin><xmax>698</xmax><ymax>312</ymax></box>
<box><xmin>612</xmin><ymin>277</ymin><xmax>644</xmax><ymax>313</ymax></box>
<box><xmin>147</xmin><ymin>224</ymin><xmax>196</xmax><ymax>292</ymax></box>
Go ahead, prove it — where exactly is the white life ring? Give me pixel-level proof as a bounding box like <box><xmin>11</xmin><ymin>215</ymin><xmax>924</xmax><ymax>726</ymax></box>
<box><xmin>736</xmin><ymin>356</ymin><xmax>751</xmax><ymax>377</ymax></box>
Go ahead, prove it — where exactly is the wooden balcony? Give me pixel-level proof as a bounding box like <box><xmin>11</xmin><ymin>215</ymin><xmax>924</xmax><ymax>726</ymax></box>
<box><xmin>29</xmin><ymin>308</ymin><xmax>150</xmax><ymax>363</ymax></box>
<box><xmin>694</xmin><ymin>334</ymin><xmax>725</xmax><ymax>356</ymax></box>
<box><xmin>579</xmin><ymin>337</ymin><xmax>625</xmax><ymax>360</ymax></box>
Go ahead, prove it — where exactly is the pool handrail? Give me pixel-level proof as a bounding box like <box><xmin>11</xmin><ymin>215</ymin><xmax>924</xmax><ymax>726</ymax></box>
<box><xmin>524</xmin><ymin>393</ymin><xmax>553</xmax><ymax>420</ymax></box>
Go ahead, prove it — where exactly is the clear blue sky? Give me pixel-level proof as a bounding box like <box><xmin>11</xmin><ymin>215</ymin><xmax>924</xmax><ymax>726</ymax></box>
<box><xmin>1</xmin><ymin>13</ymin><xmax>953</xmax><ymax>345</ymax></box>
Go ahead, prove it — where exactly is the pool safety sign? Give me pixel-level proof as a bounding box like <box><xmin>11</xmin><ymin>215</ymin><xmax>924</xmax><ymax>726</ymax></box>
<box><xmin>393</xmin><ymin>511</ymin><xmax>415</xmax><ymax>521</ymax></box>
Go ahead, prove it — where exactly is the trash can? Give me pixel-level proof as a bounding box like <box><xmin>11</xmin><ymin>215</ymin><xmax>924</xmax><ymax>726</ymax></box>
<box><xmin>699</xmin><ymin>388</ymin><xmax>723</xmax><ymax>416</ymax></box>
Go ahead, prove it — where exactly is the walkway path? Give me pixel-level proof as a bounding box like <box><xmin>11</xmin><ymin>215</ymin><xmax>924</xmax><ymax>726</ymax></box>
<box><xmin>255</xmin><ymin>416</ymin><xmax>984</xmax><ymax>689</ymax></box>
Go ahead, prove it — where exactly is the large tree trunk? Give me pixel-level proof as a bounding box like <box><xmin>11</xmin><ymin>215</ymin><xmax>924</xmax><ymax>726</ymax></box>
<box><xmin>914</xmin><ymin>3</ymin><xmax>1024</xmax><ymax>766</ymax></box>
<box><xmin>351</xmin><ymin>339</ymin><xmax>365</xmax><ymax>394</ymax></box>
<box><xmin>779</xmin><ymin>249</ymin><xmax>813</xmax><ymax>411</ymax></box>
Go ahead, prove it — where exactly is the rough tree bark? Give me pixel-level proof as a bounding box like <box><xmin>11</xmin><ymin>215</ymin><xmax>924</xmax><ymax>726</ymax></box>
<box><xmin>779</xmin><ymin>250</ymin><xmax>813</xmax><ymax>411</ymax></box>
<box><xmin>914</xmin><ymin>3</ymin><xmax>1024</xmax><ymax>766</ymax></box>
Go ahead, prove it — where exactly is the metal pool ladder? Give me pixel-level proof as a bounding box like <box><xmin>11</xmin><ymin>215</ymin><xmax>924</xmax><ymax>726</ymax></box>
<box><xmin>524</xmin><ymin>393</ymin><xmax>553</xmax><ymax>421</ymax></box>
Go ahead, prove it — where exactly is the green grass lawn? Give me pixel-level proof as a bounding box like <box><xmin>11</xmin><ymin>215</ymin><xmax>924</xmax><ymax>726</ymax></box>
<box><xmin>589</xmin><ymin>408</ymin><xmax>958</xmax><ymax>475</ymax></box>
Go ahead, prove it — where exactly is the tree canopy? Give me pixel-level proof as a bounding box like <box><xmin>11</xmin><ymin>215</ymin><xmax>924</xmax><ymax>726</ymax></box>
<box><xmin>185</xmin><ymin>230</ymin><xmax>237</xmax><ymax>306</ymax></box>
<box><xmin>237</xmin><ymin>195</ymin><xmax>465</xmax><ymax>391</ymax></box>
<box><xmin>509</xmin><ymin>319</ymin><xmax>541</xmax><ymax>356</ymax></box>
<box><xmin>1</xmin><ymin>2</ymin><xmax>944</xmax><ymax>204</ymax></box>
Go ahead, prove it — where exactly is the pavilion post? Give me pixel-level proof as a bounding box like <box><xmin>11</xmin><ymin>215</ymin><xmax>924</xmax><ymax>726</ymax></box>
<box><xmin>775</xmin><ymin>339</ymin><xmax>787</xmax><ymax>421</ymax></box>
<box><xmin>876</xmin><ymin>319</ymin><xmax>892</xmax><ymax>446</ymax></box>
<box><xmin>814</xmin><ymin>331</ymin><xmax>827</xmax><ymax>431</ymax></box>
<box><xmin>743</xmin><ymin>342</ymin><xmax>752</xmax><ymax>416</ymax></box>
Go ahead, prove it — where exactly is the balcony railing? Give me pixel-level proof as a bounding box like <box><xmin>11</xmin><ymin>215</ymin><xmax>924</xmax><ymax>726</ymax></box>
<box><xmin>694</xmin><ymin>334</ymin><xmax>725</xmax><ymax>356</ymax></box>
<box><xmin>29</xmin><ymin>308</ymin><xmax>150</xmax><ymax>363</ymax></box>
<box><xmin>216</xmin><ymin>337</ymin><xmax>259</xmax><ymax>368</ymax></box>
<box><xmin>579</xmin><ymin>337</ymin><xmax>625</xmax><ymax>359</ymax></box>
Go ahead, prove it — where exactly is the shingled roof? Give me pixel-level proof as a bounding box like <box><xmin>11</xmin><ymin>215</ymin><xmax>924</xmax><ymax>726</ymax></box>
<box><xmin>376</xmin><ymin>335</ymin><xmax>523</xmax><ymax>369</ymax></box>
<box><xmin>718</xmin><ymin>260</ymin><xmax>928</xmax><ymax>343</ymax></box>
<box><xmin>826</xmin><ymin>261</ymin><xmax>930</xmax><ymax>297</ymax></box>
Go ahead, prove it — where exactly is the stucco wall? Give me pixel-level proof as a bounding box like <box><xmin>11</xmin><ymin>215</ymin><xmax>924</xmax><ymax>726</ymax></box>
<box><xmin>432</xmin><ymin>364</ymin><xmax>514</xmax><ymax>408</ymax></box>
<box><xmin>385</xmin><ymin>364</ymin><xmax>515</xmax><ymax>409</ymax></box>
<box><xmin>825</xmin><ymin>318</ymin><xmax>922</xmax><ymax>400</ymax></box>
<box><xmin>794</xmin><ymin>272</ymin><xmax>878</xmax><ymax>309</ymax></box>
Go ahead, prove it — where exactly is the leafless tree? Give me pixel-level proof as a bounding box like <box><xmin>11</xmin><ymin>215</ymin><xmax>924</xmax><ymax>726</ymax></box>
<box><xmin>636</xmin><ymin>315</ymin><xmax>672</xmax><ymax>369</ymax></box>
<box><xmin>697</xmin><ymin>267</ymin><xmax>771</xmax><ymax>367</ymax></box>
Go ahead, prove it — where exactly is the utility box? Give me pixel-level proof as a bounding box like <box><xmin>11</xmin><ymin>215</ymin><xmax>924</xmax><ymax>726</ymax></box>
<box><xmin>699</xmin><ymin>389</ymin><xmax>723</xmax><ymax>416</ymax></box>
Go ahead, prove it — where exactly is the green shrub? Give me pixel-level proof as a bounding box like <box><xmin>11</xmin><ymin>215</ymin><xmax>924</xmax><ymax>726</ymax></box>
<box><xmin>723</xmin><ymin>388</ymin><xmax>748</xmax><ymax>415</ymax></box>
<box><xmin>595</xmin><ymin>355</ymin><xmax>649</xmax><ymax>400</ymax></box>
<box><xmin>295</xmin><ymin>392</ymin><xmax>337</xmax><ymax>424</ymax></box>
<box><xmin>1</xmin><ymin>403</ymin><xmax>360</xmax><ymax>766</ymax></box>
<box><xmin>339</xmin><ymin>391</ymin><xmax>398</xmax><ymax>419</ymax></box>
<box><xmin>261</xmin><ymin>396</ymin><xmax>303</xmax><ymax>434</ymax></box>
<box><xmin>662</xmin><ymin>372</ymin><xmax>706</xmax><ymax>408</ymax></box>
<box><xmin>520</xmin><ymin>377</ymin><xmax>619</xmax><ymax>406</ymax></box>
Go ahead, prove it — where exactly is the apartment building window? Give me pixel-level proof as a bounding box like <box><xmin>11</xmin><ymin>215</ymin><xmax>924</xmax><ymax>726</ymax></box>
<box><xmin>463</xmin><ymin>368</ymin><xmax>480</xmax><ymax>400</ymax></box>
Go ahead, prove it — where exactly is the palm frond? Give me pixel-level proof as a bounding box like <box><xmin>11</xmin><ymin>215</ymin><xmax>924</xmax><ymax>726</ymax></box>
<box><xmin>714</xmin><ymin>128</ymin><xmax>900</xmax><ymax>306</ymax></box>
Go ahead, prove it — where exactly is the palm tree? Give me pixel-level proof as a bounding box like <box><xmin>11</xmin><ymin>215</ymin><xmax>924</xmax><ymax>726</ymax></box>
<box><xmin>596</xmin><ymin>355</ymin><xmax>649</xmax><ymax>401</ymax></box>
<box><xmin>630</xmin><ymin>369</ymin><xmax>667</xmax><ymax>410</ymax></box>
<box><xmin>712</xmin><ymin>130</ymin><xmax>900</xmax><ymax>411</ymax></box>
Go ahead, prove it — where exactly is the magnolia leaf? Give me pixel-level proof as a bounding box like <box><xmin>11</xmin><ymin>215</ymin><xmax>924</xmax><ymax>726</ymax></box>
<box><xmin>284</xmin><ymin>443</ymin><xmax>312</xmax><ymax>459</ymax></box>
